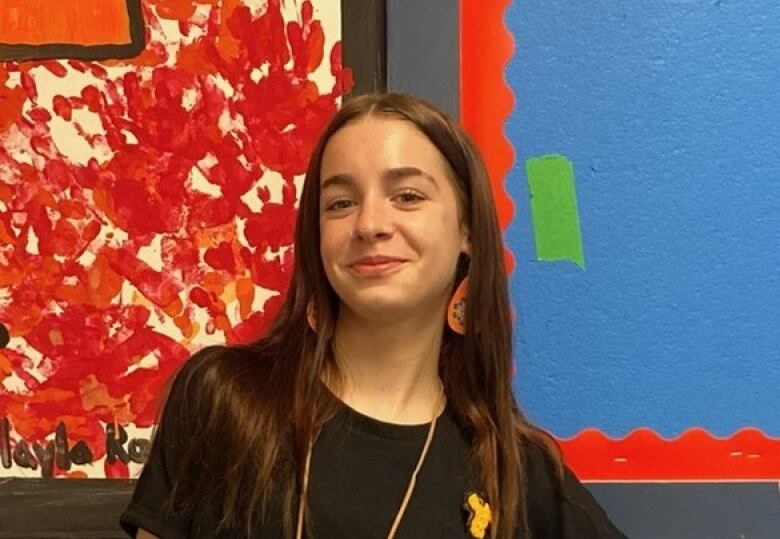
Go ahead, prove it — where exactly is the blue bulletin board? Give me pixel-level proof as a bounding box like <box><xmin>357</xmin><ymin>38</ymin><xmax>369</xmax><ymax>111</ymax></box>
<box><xmin>498</xmin><ymin>0</ymin><xmax>780</xmax><ymax>479</ymax></box>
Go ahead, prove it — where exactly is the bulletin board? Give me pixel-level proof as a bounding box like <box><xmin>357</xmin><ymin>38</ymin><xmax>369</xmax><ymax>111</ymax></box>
<box><xmin>461</xmin><ymin>0</ymin><xmax>780</xmax><ymax>481</ymax></box>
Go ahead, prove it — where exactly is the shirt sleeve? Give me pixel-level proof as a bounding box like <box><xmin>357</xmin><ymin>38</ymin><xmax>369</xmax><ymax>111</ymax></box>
<box><xmin>524</xmin><ymin>441</ymin><xmax>628</xmax><ymax>539</ymax></box>
<box><xmin>558</xmin><ymin>466</ymin><xmax>628</xmax><ymax>539</ymax></box>
<box><xmin>119</xmin><ymin>354</ymin><xmax>199</xmax><ymax>539</ymax></box>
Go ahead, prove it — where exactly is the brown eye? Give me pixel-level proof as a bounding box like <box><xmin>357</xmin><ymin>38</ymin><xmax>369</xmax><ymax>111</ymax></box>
<box><xmin>395</xmin><ymin>190</ymin><xmax>425</xmax><ymax>204</ymax></box>
<box><xmin>326</xmin><ymin>199</ymin><xmax>354</xmax><ymax>211</ymax></box>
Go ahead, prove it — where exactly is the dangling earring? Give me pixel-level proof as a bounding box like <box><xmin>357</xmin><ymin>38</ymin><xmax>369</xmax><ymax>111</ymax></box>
<box><xmin>447</xmin><ymin>277</ymin><xmax>468</xmax><ymax>335</ymax></box>
<box><xmin>307</xmin><ymin>300</ymin><xmax>317</xmax><ymax>331</ymax></box>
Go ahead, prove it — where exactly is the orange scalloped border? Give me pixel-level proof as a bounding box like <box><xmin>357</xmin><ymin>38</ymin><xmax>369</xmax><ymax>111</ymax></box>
<box><xmin>460</xmin><ymin>1</ymin><xmax>780</xmax><ymax>482</ymax></box>
<box><xmin>560</xmin><ymin>428</ymin><xmax>780</xmax><ymax>481</ymax></box>
<box><xmin>460</xmin><ymin>0</ymin><xmax>515</xmax><ymax>272</ymax></box>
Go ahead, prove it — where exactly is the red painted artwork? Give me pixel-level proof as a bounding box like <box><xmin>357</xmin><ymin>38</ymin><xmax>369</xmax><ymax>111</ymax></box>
<box><xmin>0</xmin><ymin>0</ymin><xmax>351</xmax><ymax>478</ymax></box>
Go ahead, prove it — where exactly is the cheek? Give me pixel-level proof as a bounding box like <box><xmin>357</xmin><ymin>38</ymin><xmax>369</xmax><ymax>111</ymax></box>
<box><xmin>319</xmin><ymin>221</ymin><xmax>346</xmax><ymax>265</ymax></box>
<box><xmin>425</xmin><ymin>215</ymin><xmax>464</xmax><ymax>253</ymax></box>
<box><xmin>319</xmin><ymin>234</ymin><xmax>339</xmax><ymax>291</ymax></box>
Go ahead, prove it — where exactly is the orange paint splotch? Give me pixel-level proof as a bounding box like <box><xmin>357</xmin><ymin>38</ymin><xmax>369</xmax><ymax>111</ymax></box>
<box><xmin>147</xmin><ymin>0</ymin><xmax>217</xmax><ymax>22</ymax></box>
<box><xmin>306</xmin><ymin>23</ymin><xmax>325</xmax><ymax>74</ymax></box>
<box><xmin>173</xmin><ymin>314</ymin><xmax>194</xmax><ymax>339</ymax></box>
<box><xmin>215</xmin><ymin>0</ymin><xmax>243</xmax><ymax>59</ymax></box>
<box><xmin>48</xmin><ymin>329</ymin><xmax>64</xmax><ymax>347</ymax></box>
<box><xmin>163</xmin><ymin>296</ymin><xmax>184</xmax><ymax>318</ymax></box>
<box><xmin>58</xmin><ymin>470</ymin><xmax>89</xmax><ymax>479</ymax></box>
<box><xmin>92</xmin><ymin>186</ymin><xmax>122</xmax><ymax>230</ymax></box>
<box><xmin>235</xmin><ymin>277</ymin><xmax>256</xmax><ymax>321</ymax></box>
<box><xmin>286</xmin><ymin>2</ymin><xmax>324</xmax><ymax>76</ymax></box>
<box><xmin>31</xmin><ymin>387</ymin><xmax>75</xmax><ymax>403</ymax></box>
<box><xmin>4</xmin><ymin>302</ymin><xmax>43</xmax><ymax>337</ymax></box>
<box><xmin>86</xmin><ymin>252</ymin><xmax>124</xmax><ymax>308</ymax></box>
<box><xmin>175</xmin><ymin>0</ymin><xmax>239</xmax><ymax>74</ymax></box>
<box><xmin>0</xmin><ymin>181</ymin><xmax>14</xmax><ymax>203</ymax></box>
<box><xmin>54</xmin><ymin>282</ymin><xmax>88</xmax><ymax>306</ymax></box>
<box><xmin>0</xmin><ymin>220</ymin><xmax>18</xmax><ymax>245</ymax></box>
<box><xmin>176</xmin><ymin>40</ymin><xmax>217</xmax><ymax>76</ymax></box>
<box><xmin>79</xmin><ymin>374</ymin><xmax>133</xmax><ymax>424</ymax></box>
<box><xmin>213</xmin><ymin>313</ymin><xmax>232</xmax><ymax>334</ymax></box>
<box><xmin>193</xmin><ymin>220</ymin><xmax>237</xmax><ymax>249</ymax></box>
<box><xmin>0</xmin><ymin>352</ymin><xmax>13</xmax><ymax>380</ymax></box>
<box><xmin>202</xmin><ymin>271</ymin><xmax>228</xmax><ymax>297</ymax></box>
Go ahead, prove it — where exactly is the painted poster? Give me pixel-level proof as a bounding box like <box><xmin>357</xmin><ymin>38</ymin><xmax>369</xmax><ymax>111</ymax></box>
<box><xmin>0</xmin><ymin>0</ymin><xmax>350</xmax><ymax>479</ymax></box>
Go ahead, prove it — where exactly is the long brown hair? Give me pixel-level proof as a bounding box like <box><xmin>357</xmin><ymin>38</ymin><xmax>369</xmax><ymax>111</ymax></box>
<box><xmin>162</xmin><ymin>93</ymin><xmax>563</xmax><ymax>538</ymax></box>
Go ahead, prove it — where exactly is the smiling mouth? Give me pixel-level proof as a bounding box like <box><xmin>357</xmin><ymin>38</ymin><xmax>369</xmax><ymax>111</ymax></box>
<box><xmin>349</xmin><ymin>260</ymin><xmax>407</xmax><ymax>278</ymax></box>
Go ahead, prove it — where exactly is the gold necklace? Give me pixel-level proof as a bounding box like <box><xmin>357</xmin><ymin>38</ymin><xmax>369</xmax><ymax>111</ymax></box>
<box><xmin>295</xmin><ymin>384</ymin><xmax>446</xmax><ymax>539</ymax></box>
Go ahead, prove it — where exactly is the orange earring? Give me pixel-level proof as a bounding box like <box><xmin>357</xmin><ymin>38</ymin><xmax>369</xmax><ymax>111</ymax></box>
<box><xmin>447</xmin><ymin>277</ymin><xmax>468</xmax><ymax>335</ymax></box>
<box><xmin>307</xmin><ymin>301</ymin><xmax>317</xmax><ymax>331</ymax></box>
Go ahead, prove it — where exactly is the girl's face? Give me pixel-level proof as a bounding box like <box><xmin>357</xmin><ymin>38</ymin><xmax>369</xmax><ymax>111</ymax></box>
<box><xmin>319</xmin><ymin>116</ymin><xmax>470</xmax><ymax>324</ymax></box>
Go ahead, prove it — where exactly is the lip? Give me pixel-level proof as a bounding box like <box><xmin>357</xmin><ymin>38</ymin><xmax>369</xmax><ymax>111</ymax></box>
<box><xmin>351</xmin><ymin>255</ymin><xmax>407</xmax><ymax>265</ymax></box>
<box><xmin>349</xmin><ymin>256</ymin><xmax>408</xmax><ymax>278</ymax></box>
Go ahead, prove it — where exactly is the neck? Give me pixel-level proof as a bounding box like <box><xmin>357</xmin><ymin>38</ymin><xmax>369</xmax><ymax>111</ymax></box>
<box><xmin>329</xmin><ymin>304</ymin><xmax>446</xmax><ymax>425</ymax></box>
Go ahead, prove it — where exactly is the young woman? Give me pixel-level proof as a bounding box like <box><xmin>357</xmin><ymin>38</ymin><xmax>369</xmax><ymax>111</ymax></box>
<box><xmin>120</xmin><ymin>93</ymin><xmax>627</xmax><ymax>539</ymax></box>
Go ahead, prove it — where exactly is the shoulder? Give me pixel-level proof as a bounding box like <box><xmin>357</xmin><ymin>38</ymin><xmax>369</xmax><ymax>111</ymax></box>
<box><xmin>154</xmin><ymin>346</ymin><xmax>233</xmax><ymax>431</ymax></box>
<box><xmin>158</xmin><ymin>346</ymin><xmax>225</xmax><ymax>412</ymax></box>
<box><xmin>165</xmin><ymin>344</ymin><xmax>269</xmax><ymax>403</ymax></box>
<box><xmin>172</xmin><ymin>344</ymin><xmax>248</xmax><ymax>384</ymax></box>
<box><xmin>520</xmin><ymin>435</ymin><xmax>627</xmax><ymax>539</ymax></box>
<box><xmin>521</xmin><ymin>434</ymin><xmax>562</xmax><ymax>490</ymax></box>
<box><xmin>156</xmin><ymin>344</ymin><xmax>274</xmax><ymax>442</ymax></box>
<box><xmin>520</xmin><ymin>436</ymin><xmax>563</xmax><ymax>528</ymax></box>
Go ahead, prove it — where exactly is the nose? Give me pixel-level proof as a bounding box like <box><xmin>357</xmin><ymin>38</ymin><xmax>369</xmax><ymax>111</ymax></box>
<box><xmin>353</xmin><ymin>197</ymin><xmax>392</xmax><ymax>241</ymax></box>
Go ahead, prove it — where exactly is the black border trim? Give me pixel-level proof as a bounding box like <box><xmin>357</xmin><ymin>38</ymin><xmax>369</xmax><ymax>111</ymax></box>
<box><xmin>341</xmin><ymin>0</ymin><xmax>387</xmax><ymax>94</ymax></box>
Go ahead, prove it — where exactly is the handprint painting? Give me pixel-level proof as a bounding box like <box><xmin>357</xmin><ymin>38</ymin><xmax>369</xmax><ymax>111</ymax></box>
<box><xmin>0</xmin><ymin>0</ymin><xmax>350</xmax><ymax>479</ymax></box>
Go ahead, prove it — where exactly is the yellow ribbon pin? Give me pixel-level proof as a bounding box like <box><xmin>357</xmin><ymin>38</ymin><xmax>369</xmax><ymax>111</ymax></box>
<box><xmin>463</xmin><ymin>491</ymin><xmax>492</xmax><ymax>538</ymax></box>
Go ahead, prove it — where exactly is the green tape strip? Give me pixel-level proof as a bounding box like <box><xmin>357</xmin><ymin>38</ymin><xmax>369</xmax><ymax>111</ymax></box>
<box><xmin>525</xmin><ymin>154</ymin><xmax>585</xmax><ymax>269</ymax></box>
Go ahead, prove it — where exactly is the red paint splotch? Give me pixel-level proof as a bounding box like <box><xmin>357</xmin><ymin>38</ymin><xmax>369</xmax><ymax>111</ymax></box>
<box><xmin>0</xmin><ymin>0</ymin><xmax>351</xmax><ymax>477</ymax></box>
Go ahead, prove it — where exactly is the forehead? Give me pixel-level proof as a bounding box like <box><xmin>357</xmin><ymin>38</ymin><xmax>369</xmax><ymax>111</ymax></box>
<box><xmin>319</xmin><ymin>116</ymin><xmax>451</xmax><ymax>180</ymax></box>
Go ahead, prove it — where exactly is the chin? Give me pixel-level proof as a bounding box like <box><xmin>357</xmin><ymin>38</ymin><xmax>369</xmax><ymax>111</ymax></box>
<box><xmin>337</xmin><ymin>290</ymin><xmax>407</xmax><ymax>316</ymax></box>
<box><xmin>343</xmin><ymin>291</ymin><xmax>447</xmax><ymax>324</ymax></box>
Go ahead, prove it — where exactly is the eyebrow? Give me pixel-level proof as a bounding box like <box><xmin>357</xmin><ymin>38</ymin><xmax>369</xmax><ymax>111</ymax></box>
<box><xmin>321</xmin><ymin>167</ymin><xmax>439</xmax><ymax>192</ymax></box>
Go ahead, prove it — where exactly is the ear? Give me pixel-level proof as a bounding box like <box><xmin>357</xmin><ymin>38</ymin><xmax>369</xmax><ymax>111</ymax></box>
<box><xmin>460</xmin><ymin>226</ymin><xmax>471</xmax><ymax>257</ymax></box>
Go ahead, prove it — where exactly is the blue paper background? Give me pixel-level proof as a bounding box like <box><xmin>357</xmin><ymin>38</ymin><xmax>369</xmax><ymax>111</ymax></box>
<box><xmin>505</xmin><ymin>0</ymin><xmax>780</xmax><ymax>438</ymax></box>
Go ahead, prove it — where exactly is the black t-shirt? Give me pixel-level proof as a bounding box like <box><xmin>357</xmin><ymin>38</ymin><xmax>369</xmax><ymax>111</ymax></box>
<box><xmin>120</xmin><ymin>363</ymin><xmax>627</xmax><ymax>538</ymax></box>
